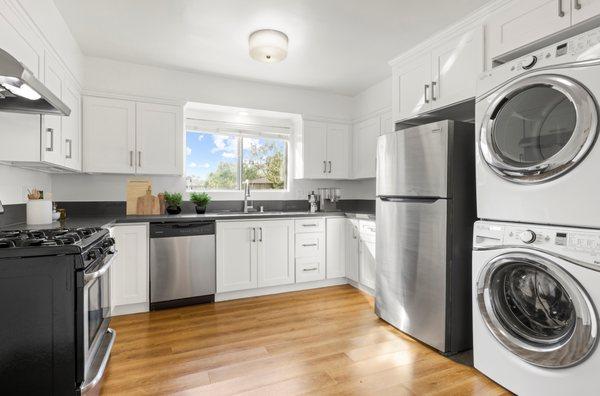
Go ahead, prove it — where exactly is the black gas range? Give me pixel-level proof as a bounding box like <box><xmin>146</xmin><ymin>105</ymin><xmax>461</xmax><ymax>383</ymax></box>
<box><xmin>0</xmin><ymin>226</ymin><xmax>116</xmax><ymax>395</ymax></box>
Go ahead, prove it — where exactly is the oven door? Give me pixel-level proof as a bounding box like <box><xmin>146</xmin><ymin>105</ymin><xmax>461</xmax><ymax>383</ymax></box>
<box><xmin>80</xmin><ymin>252</ymin><xmax>117</xmax><ymax>394</ymax></box>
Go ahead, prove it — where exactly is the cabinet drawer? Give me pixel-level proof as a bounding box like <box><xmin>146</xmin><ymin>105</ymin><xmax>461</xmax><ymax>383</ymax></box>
<box><xmin>295</xmin><ymin>218</ymin><xmax>325</xmax><ymax>233</ymax></box>
<box><xmin>296</xmin><ymin>257</ymin><xmax>325</xmax><ymax>283</ymax></box>
<box><xmin>295</xmin><ymin>233</ymin><xmax>324</xmax><ymax>258</ymax></box>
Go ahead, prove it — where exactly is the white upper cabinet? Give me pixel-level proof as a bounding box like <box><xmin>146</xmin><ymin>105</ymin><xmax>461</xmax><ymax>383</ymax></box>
<box><xmin>83</xmin><ymin>96</ymin><xmax>136</xmax><ymax>174</ymax></box>
<box><xmin>83</xmin><ymin>96</ymin><xmax>183</xmax><ymax>175</ymax></box>
<box><xmin>572</xmin><ymin>0</ymin><xmax>600</xmax><ymax>24</ymax></box>
<box><xmin>42</xmin><ymin>53</ymin><xmax>63</xmax><ymax>166</ymax></box>
<box><xmin>297</xmin><ymin>120</ymin><xmax>350</xmax><ymax>179</ymax></box>
<box><xmin>352</xmin><ymin>117</ymin><xmax>380</xmax><ymax>179</ymax></box>
<box><xmin>391</xmin><ymin>26</ymin><xmax>483</xmax><ymax>122</ymax></box>
<box><xmin>380</xmin><ymin>111</ymin><xmax>393</xmax><ymax>135</ymax></box>
<box><xmin>431</xmin><ymin>26</ymin><xmax>484</xmax><ymax>110</ymax></box>
<box><xmin>393</xmin><ymin>53</ymin><xmax>432</xmax><ymax>122</ymax></box>
<box><xmin>0</xmin><ymin>4</ymin><xmax>43</xmax><ymax>78</ymax></box>
<box><xmin>486</xmin><ymin>0</ymin><xmax>597</xmax><ymax>60</ymax></box>
<box><xmin>61</xmin><ymin>80</ymin><xmax>82</xmax><ymax>171</ymax></box>
<box><xmin>326</xmin><ymin>123</ymin><xmax>350</xmax><ymax>178</ymax></box>
<box><xmin>136</xmin><ymin>102</ymin><xmax>183</xmax><ymax>175</ymax></box>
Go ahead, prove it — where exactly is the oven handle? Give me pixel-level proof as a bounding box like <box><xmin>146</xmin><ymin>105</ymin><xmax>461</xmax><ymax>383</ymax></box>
<box><xmin>80</xmin><ymin>328</ymin><xmax>116</xmax><ymax>394</ymax></box>
<box><xmin>84</xmin><ymin>252</ymin><xmax>117</xmax><ymax>284</ymax></box>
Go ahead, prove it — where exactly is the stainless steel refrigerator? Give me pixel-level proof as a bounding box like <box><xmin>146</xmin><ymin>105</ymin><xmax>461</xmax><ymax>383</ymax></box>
<box><xmin>375</xmin><ymin>120</ymin><xmax>475</xmax><ymax>354</ymax></box>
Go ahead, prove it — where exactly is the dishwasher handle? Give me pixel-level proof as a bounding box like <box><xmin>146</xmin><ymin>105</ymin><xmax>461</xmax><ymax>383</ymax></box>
<box><xmin>150</xmin><ymin>221</ymin><xmax>215</xmax><ymax>238</ymax></box>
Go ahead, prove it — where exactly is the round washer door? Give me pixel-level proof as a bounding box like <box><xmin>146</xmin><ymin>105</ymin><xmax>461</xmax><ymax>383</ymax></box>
<box><xmin>477</xmin><ymin>252</ymin><xmax>598</xmax><ymax>368</ymax></box>
<box><xmin>480</xmin><ymin>74</ymin><xmax>598</xmax><ymax>183</ymax></box>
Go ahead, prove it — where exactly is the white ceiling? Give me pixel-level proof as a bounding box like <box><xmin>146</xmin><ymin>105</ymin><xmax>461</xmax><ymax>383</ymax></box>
<box><xmin>53</xmin><ymin>0</ymin><xmax>490</xmax><ymax>96</ymax></box>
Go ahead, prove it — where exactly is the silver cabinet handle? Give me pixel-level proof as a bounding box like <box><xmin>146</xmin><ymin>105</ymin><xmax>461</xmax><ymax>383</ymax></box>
<box><xmin>45</xmin><ymin>128</ymin><xmax>54</xmax><ymax>152</ymax></box>
<box><xmin>129</xmin><ymin>150</ymin><xmax>134</xmax><ymax>167</ymax></box>
<box><xmin>302</xmin><ymin>223</ymin><xmax>318</xmax><ymax>227</ymax></box>
<box><xmin>302</xmin><ymin>243</ymin><xmax>318</xmax><ymax>247</ymax></box>
<box><xmin>328</xmin><ymin>161</ymin><xmax>332</xmax><ymax>173</ymax></box>
<box><xmin>431</xmin><ymin>81</ymin><xmax>437</xmax><ymax>101</ymax></box>
<box><xmin>251</xmin><ymin>227</ymin><xmax>256</xmax><ymax>242</ymax></box>
<box><xmin>323</xmin><ymin>160</ymin><xmax>327</xmax><ymax>173</ymax></box>
<box><xmin>138</xmin><ymin>151</ymin><xmax>142</xmax><ymax>167</ymax></box>
<box><xmin>352</xmin><ymin>226</ymin><xmax>357</xmax><ymax>239</ymax></box>
<box><xmin>558</xmin><ymin>0</ymin><xmax>565</xmax><ymax>16</ymax></box>
<box><xmin>259</xmin><ymin>227</ymin><xmax>263</xmax><ymax>242</ymax></box>
<box><xmin>302</xmin><ymin>267</ymin><xmax>318</xmax><ymax>272</ymax></box>
<box><xmin>574</xmin><ymin>0</ymin><xmax>581</xmax><ymax>9</ymax></box>
<box><xmin>424</xmin><ymin>84</ymin><xmax>430</xmax><ymax>103</ymax></box>
<box><xmin>65</xmin><ymin>139</ymin><xmax>72</xmax><ymax>159</ymax></box>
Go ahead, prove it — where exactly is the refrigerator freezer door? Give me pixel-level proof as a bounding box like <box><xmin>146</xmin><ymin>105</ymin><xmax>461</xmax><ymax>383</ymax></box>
<box><xmin>397</xmin><ymin>122</ymin><xmax>449</xmax><ymax>198</ymax></box>
<box><xmin>375</xmin><ymin>197</ymin><xmax>448</xmax><ymax>352</ymax></box>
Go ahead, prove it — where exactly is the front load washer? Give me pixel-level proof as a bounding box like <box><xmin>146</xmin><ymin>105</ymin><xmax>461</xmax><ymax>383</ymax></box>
<box><xmin>475</xmin><ymin>27</ymin><xmax>600</xmax><ymax>228</ymax></box>
<box><xmin>472</xmin><ymin>220</ymin><xmax>600</xmax><ymax>396</ymax></box>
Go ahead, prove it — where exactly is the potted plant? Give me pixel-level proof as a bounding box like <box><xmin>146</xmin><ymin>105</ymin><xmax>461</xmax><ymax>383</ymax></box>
<box><xmin>190</xmin><ymin>192</ymin><xmax>211</xmax><ymax>214</ymax></box>
<box><xmin>163</xmin><ymin>191</ymin><xmax>183</xmax><ymax>215</ymax></box>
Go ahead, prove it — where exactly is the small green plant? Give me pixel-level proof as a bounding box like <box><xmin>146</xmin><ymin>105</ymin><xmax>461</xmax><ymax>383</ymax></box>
<box><xmin>163</xmin><ymin>191</ymin><xmax>183</xmax><ymax>207</ymax></box>
<box><xmin>190</xmin><ymin>192</ymin><xmax>211</xmax><ymax>207</ymax></box>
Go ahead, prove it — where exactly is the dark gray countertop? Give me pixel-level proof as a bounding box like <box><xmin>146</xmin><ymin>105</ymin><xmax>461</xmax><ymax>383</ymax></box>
<box><xmin>2</xmin><ymin>211</ymin><xmax>375</xmax><ymax>230</ymax></box>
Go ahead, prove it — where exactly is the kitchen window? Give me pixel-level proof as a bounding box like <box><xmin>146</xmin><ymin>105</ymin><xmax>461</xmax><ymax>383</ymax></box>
<box><xmin>185</xmin><ymin>127</ymin><xmax>288</xmax><ymax>191</ymax></box>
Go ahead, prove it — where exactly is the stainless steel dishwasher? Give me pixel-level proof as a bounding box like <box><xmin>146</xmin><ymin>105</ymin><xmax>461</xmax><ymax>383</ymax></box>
<box><xmin>149</xmin><ymin>221</ymin><xmax>215</xmax><ymax>310</ymax></box>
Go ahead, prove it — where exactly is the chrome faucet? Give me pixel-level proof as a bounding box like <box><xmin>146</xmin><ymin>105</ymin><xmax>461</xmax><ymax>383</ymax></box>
<box><xmin>243</xmin><ymin>180</ymin><xmax>255</xmax><ymax>213</ymax></box>
<box><xmin>0</xmin><ymin>199</ymin><xmax>4</xmax><ymax>214</ymax></box>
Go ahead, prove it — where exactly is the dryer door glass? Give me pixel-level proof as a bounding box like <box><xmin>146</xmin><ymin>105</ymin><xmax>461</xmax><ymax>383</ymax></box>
<box><xmin>477</xmin><ymin>252</ymin><xmax>598</xmax><ymax>368</ymax></box>
<box><xmin>480</xmin><ymin>75</ymin><xmax>597</xmax><ymax>183</ymax></box>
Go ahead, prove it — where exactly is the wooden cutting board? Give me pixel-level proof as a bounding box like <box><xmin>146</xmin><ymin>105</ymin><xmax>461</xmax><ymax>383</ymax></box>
<box><xmin>126</xmin><ymin>179</ymin><xmax>151</xmax><ymax>215</ymax></box>
<box><xmin>137</xmin><ymin>188</ymin><xmax>160</xmax><ymax>215</ymax></box>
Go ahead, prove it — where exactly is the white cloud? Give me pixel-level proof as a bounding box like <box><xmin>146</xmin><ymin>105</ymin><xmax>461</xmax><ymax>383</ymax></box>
<box><xmin>211</xmin><ymin>134</ymin><xmax>238</xmax><ymax>158</ymax></box>
<box><xmin>186</xmin><ymin>146</ymin><xmax>192</xmax><ymax>156</ymax></box>
<box><xmin>198</xmin><ymin>162</ymin><xmax>210</xmax><ymax>168</ymax></box>
<box><xmin>188</xmin><ymin>162</ymin><xmax>197</xmax><ymax>168</ymax></box>
<box><xmin>222</xmin><ymin>152</ymin><xmax>237</xmax><ymax>159</ymax></box>
<box><xmin>197</xmin><ymin>134</ymin><xmax>204</xmax><ymax>141</ymax></box>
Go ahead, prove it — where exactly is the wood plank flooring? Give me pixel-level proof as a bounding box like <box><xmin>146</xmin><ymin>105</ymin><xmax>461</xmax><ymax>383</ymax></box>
<box><xmin>101</xmin><ymin>285</ymin><xmax>508</xmax><ymax>395</ymax></box>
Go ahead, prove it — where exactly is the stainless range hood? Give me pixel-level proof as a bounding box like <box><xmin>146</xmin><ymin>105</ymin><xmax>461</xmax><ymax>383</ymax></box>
<box><xmin>0</xmin><ymin>48</ymin><xmax>70</xmax><ymax>116</ymax></box>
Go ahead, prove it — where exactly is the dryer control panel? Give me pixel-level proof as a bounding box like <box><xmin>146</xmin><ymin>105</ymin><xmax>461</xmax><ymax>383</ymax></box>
<box><xmin>473</xmin><ymin>221</ymin><xmax>600</xmax><ymax>268</ymax></box>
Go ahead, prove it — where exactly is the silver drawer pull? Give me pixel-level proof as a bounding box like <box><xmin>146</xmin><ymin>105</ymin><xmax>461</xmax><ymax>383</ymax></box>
<box><xmin>302</xmin><ymin>267</ymin><xmax>318</xmax><ymax>272</ymax></box>
<box><xmin>45</xmin><ymin>128</ymin><xmax>54</xmax><ymax>152</ymax></box>
<box><xmin>302</xmin><ymin>243</ymin><xmax>317</xmax><ymax>247</ymax></box>
<box><xmin>302</xmin><ymin>223</ymin><xmax>318</xmax><ymax>227</ymax></box>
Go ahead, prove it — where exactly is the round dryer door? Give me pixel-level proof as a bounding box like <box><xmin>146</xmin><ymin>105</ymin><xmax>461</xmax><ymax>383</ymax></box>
<box><xmin>477</xmin><ymin>252</ymin><xmax>598</xmax><ymax>368</ymax></box>
<box><xmin>480</xmin><ymin>75</ymin><xmax>598</xmax><ymax>183</ymax></box>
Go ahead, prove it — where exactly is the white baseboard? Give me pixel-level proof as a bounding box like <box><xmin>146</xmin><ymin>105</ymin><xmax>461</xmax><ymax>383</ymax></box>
<box><xmin>215</xmin><ymin>277</ymin><xmax>349</xmax><ymax>302</ymax></box>
<box><xmin>110</xmin><ymin>302</ymin><xmax>149</xmax><ymax>316</ymax></box>
<box><xmin>347</xmin><ymin>279</ymin><xmax>375</xmax><ymax>296</ymax></box>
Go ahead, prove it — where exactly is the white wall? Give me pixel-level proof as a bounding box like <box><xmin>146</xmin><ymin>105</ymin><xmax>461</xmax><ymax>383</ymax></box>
<box><xmin>0</xmin><ymin>164</ymin><xmax>52</xmax><ymax>205</ymax></box>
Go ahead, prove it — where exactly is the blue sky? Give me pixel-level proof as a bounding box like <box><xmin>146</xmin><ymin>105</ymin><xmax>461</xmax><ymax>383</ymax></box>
<box><xmin>185</xmin><ymin>131</ymin><xmax>238</xmax><ymax>179</ymax></box>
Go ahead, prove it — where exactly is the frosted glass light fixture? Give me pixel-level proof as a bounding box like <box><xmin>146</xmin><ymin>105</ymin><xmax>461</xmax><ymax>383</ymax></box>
<box><xmin>249</xmin><ymin>29</ymin><xmax>288</xmax><ymax>63</ymax></box>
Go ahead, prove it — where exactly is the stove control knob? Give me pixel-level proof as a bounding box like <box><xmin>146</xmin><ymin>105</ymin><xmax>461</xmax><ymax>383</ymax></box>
<box><xmin>87</xmin><ymin>250</ymin><xmax>98</xmax><ymax>261</ymax></box>
<box><xmin>519</xmin><ymin>230</ymin><xmax>536</xmax><ymax>244</ymax></box>
<box><xmin>522</xmin><ymin>55</ymin><xmax>537</xmax><ymax>69</ymax></box>
<box><xmin>102</xmin><ymin>238</ymin><xmax>115</xmax><ymax>248</ymax></box>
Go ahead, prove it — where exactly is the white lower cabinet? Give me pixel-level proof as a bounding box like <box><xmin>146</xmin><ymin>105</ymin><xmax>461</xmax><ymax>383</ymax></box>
<box><xmin>359</xmin><ymin>220</ymin><xmax>377</xmax><ymax>291</ymax></box>
<box><xmin>217</xmin><ymin>220</ymin><xmax>294</xmax><ymax>292</ymax></box>
<box><xmin>326</xmin><ymin>218</ymin><xmax>346</xmax><ymax>278</ymax></box>
<box><xmin>110</xmin><ymin>224</ymin><xmax>149</xmax><ymax>315</ymax></box>
<box><xmin>296</xmin><ymin>257</ymin><xmax>325</xmax><ymax>283</ymax></box>
<box><xmin>294</xmin><ymin>219</ymin><xmax>326</xmax><ymax>283</ymax></box>
<box><xmin>345</xmin><ymin>219</ymin><xmax>359</xmax><ymax>282</ymax></box>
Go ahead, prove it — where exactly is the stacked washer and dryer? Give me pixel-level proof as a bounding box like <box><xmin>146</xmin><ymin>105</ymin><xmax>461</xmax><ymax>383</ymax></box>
<box><xmin>473</xmin><ymin>27</ymin><xmax>600</xmax><ymax>395</ymax></box>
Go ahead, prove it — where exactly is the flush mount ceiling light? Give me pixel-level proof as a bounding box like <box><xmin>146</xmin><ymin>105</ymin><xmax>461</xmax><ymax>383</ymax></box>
<box><xmin>248</xmin><ymin>29</ymin><xmax>288</xmax><ymax>63</ymax></box>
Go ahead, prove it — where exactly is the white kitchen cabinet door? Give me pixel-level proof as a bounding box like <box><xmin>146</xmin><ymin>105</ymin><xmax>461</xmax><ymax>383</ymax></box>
<box><xmin>216</xmin><ymin>222</ymin><xmax>258</xmax><ymax>292</ymax></box>
<box><xmin>392</xmin><ymin>53</ymin><xmax>431</xmax><ymax>122</ymax></box>
<box><xmin>359</xmin><ymin>240</ymin><xmax>376</xmax><ymax>290</ymax></box>
<box><xmin>352</xmin><ymin>117</ymin><xmax>379</xmax><ymax>179</ymax></box>
<box><xmin>42</xmin><ymin>52</ymin><xmax>64</xmax><ymax>166</ymax></box>
<box><xmin>572</xmin><ymin>0</ymin><xmax>600</xmax><ymax>24</ymax></box>
<box><xmin>326</xmin><ymin>123</ymin><xmax>350</xmax><ymax>179</ymax></box>
<box><xmin>345</xmin><ymin>219</ymin><xmax>359</xmax><ymax>282</ymax></box>
<box><xmin>135</xmin><ymin>102</ymin><xmax>183</xmax><ymax>175</ymax></box>
<box><xmin>302</xmin><ymin>121</ymin><xmax>327</xmax><ymax>178</ymax></box>
<box><xmin>83</xmin><ymin>96</ymin><xmax>136</xmax><ymax>174</ymax></box>
<box><xmin>296</xmin><ymin>256</ymin><xmax>326</xmax><ymax>283</ymax></box>
<box><xmin>61</xmin><ymin>80</ymin><xmax>81</xmax><ymax>171</ymax></box>
<box><xmin>326</xmin><ymin>218</ymin><xmax>346</xmax><ymax>278</ymax></box>
<box><xmin>257</xmin><ymin>220</ymin><xmax>294</xmax><ymax>288</ymax></box>
<box><xmin>380</xmin><ymin>111</ymin><xmax>393</xmax><ymax>135</ymax></box>
<box><xmin>111</xmin><ymin>224</ymin><xmax>148</xmax><ymax>308</ymax></box>
<box><xmin>487</xmin><ymin>0</ymin><xmax>571</xmax><ymax>60</ymax></box>
<box><xmin>0</xmin><ymin>5</ymin><xmax>43</xmax><ymax>78</ymax></box>
<box><xmin>431</xmin><ymin>26</ymin><xmax>483</xmax><ymax>110</ymax></box>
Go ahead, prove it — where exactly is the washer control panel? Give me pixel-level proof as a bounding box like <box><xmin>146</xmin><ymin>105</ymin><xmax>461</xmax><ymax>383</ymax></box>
<box><xmin>473</xmin><ymin>221</ymin><xmax>600</xmax><ymax>267</ymax></box>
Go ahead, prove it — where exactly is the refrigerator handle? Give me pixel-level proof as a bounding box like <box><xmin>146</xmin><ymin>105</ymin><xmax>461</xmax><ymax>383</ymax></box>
<box><xmin>379</xmin><ymin>196</ymin><xmax>440</xmax><ymax>203</ymax></box>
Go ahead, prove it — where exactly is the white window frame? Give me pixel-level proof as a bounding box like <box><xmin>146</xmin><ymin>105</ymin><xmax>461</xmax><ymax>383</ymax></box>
<box><xmin>185</xmin><ymin>118</ymin><xmax>291</xmax><ymax>192</ymax></box>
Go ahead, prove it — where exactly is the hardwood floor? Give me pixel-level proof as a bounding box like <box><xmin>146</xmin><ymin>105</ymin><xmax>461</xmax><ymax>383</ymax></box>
<box><xmin>101</xmin><ymin>285</ymin><xmax>508</xmax><ymax>395</ymax></box>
